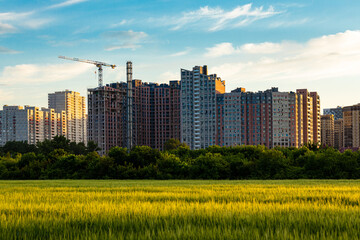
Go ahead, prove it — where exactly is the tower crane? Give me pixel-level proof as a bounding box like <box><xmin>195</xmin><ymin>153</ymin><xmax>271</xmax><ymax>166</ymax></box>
<box><xmin>58</xmin><ymin>56</ymin><xmax>116</xmax><ymax>87</ymax></box>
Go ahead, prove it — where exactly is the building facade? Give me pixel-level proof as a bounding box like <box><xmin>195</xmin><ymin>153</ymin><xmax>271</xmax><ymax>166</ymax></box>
<box><xmin>88</xmin><ymin>80</ymin><xmax>181</xmax><ymax>154</ymax></box>
<box><xmin>310</xmin><ymin>92</ymin><xmax>321</xmax><ymax>144</ymax></box>
<box><xmin>48</xmin><ymin>90</ymin><xmax>87</xmax><ymax>144</ymax></box>
<box><xmin>321</xmin><ymin>114</ymin><xmax>334</xmax><ymax>147</ymax></box>
<box><xmin>272</xmin><ymin>91</ymin><xmax>303</xmax><ymax>148</ymax></box>
<box><xmin>334</xmin><ymin>119</ymin><xmax>344</xmax><ymax>149</ymax></box>
<box><xmin>343</xmin><ymin>104</ymin><xmax>360</xmax><ymax>148</ymax></box>
<box><xmin>180</xmin><ymin>65</ymin><xmax>225</xmax><ymax>150</ymax></box>
<box><xmin>324</xmin><ymin>106</ymin><xmax>343</xmax><ymax>121</ymax></box>
<box><xmin>0</xmin><ymin>105</ymin><xmax>65</xmax><ymax>146</ymax></box>
<box><xmin>88</xmin><ymin>86</ymin><xmax>127</xmax><ymax>155</ymax></box>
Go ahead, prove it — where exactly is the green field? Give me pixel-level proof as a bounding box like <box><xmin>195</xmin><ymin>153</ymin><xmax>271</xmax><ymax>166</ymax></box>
<box><xmin>0</xmin><ymin>180</ymin><xmax>360</xmax><ymax>240</ymax></box>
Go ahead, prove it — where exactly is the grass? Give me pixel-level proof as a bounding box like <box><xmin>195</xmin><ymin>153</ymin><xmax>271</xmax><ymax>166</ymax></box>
<box><xmin>0</xmin><ymin>180</ymin><xmax>360</xmax><ymax>239</ymax></box>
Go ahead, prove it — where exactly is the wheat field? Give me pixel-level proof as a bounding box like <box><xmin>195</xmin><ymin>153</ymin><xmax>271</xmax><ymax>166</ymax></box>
<box><xmin>0</xmin><ymin>180</ymin><xmax>359</xmax><ymax>240</ymax></box>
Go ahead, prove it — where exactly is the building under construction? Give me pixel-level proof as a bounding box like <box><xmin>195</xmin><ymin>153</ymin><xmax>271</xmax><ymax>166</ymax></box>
<box><xmin>87</xmin><ymin>63</ymin><xmax>181</xmax><ymax>155</ymax></box>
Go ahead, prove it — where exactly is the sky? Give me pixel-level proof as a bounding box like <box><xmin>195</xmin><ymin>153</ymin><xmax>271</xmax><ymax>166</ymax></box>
<box><xmin>1</xmin><ymin>0</ymin><xmax>360</xmax><ymax>110</ymax></box>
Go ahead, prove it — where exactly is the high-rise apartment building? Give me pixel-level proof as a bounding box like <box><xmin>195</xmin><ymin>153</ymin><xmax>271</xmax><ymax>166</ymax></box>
<box><xmin>48</xmin><ymin>90</ymin><xmax>87</xmax><ymax>144</ymax></box>
<box><xmin>324</xmin><ymin>106</ymin><xmax>343</xmax><ymax>120</ymax></box>
<box><xmin>310</xmin><ymin>92</ymin><xmax>321</xmax><ymax>144</ymax></box>
<box><xmin>0</xmin><ymin>105</ymin><xmax>65</xmax><ymax>146</ymax></box>
<box><xmin>88</xmin><ymin>85</ymin><xmax>127</xmax><ymax>155</ymax></box>
<box><xmin>343</xmin><ymin>104</ymin><xmax>360</xmax><ymax>148</ymax></box>
<box><xmin>218</xmin><ymin>88</ymin><xmax>306</xmax><ymax>148</ymax></box>
<box><xmin>297</xmin><ymin>89</ymin><xmax>314</xmax><ymax>144</ymax></box>
<box><xmin>272</xmin><ymin>91</ymin><xmax>303</xmax><ymax>148</ymax></box>
<box><xmin>88</xmin><ymin>80</ymin><xmax>181</xmax><ymax>154</ymax></box>
<box><xmin>321</xmin><ymin>114</ymin><xmax>334</xmax><ymax>147</ymax></box>
<box><xmin>223</xmin><ymin>88</ymin><xmax>273</xmax><ymax>148</ymax></box>
<box><xmin>334</xmin><ymin>119</ymin><xmax>344</xmax><ymax>149</ymax></box>
<box><xmin>181</xmin><ymin>65</ymin><xmax>225</xmax><ymax>150</ymax></box>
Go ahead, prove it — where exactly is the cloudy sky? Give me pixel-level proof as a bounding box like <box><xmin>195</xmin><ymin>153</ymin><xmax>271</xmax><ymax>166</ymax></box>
<box><xmin>1</xmin><ymin>0</ymin><xmax>360</xmax><ymax>110</ymax></box>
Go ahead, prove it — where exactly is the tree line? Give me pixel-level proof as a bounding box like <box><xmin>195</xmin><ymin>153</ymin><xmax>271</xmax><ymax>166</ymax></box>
<box><xmin>0</xmin><ymin>136</ymin><xmax>359</xmax><ymax>180</ymax></box>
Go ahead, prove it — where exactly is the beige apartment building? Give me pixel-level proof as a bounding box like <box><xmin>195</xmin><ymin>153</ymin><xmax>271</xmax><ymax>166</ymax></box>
<box><xmin>48</xmin><ymin>90</ymin><xmax>87</xmax><ymax>144</ymax></box>
<box><xmin>321</xmin><ymin>114</ymin><xmax>334</xmax><ymax>147</ymax></box>
<box><xmin>296</xmin><ymin>89</ymin><xmax>321</xmax><ymax>145</ymax></box>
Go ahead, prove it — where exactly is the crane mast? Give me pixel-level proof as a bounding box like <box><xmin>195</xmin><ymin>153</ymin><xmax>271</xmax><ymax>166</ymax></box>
<box><xmin>58</xmin><ymin>56</ymin><xmax>116</xmax><ymax>87</ymax></box>
<box><xmin>127</xmin><ymin>61</ymin><xmax>133</xmax><ymax>151</ymax></box>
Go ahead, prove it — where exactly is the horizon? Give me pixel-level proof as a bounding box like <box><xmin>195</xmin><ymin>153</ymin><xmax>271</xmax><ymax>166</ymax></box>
<box><xmin>1</xmin><ymin>0</ymin><xmax>360</xmax><ymax>110</ymax></box>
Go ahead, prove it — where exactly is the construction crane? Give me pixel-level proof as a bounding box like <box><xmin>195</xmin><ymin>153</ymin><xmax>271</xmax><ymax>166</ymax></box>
<box><xmin>58</xmin><ymin>56</ymin><xmax>116</xmax><ymax>87</ymax></box>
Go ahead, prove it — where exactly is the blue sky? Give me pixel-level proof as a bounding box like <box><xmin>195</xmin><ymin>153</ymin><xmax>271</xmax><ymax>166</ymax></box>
<box><xmin>1</xmin><ymin>0</ymin><xmax>360</xmax><ymax>110</ymax></box>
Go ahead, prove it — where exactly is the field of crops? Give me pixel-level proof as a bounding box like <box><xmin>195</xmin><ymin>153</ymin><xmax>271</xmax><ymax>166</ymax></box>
<box><xmin>0</xmin><ymin>180</ymin><xmax>359</xmax><ymax>240</ymax></box>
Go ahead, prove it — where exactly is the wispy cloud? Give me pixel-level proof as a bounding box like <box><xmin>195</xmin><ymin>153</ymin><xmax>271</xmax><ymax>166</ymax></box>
<box><xmin>170</xmin><ymin>47</ymin><xmax>192</xmax><ymax>57</ymax></box>
<box><xmin>110</xmin><ymin>20</ymin><xmax>133</xmax><ymax>28</ymax></box>
<box><xmin>0</xmin><ymin>11</ymin><xmax>51</xmax><ymax>34</ymax></box>
<box><xmin>205</xmin><ymin>41</ymin><xmax>300</xmax><ymax>57</ymax></box>
<box><xmin>0</xmin><ymin>0</ymin><xmax>88</xmax><ymax>35</ymax></box>
<box><xmin>0</xmin><ymin>46</ymin><xmax>21</xmax><ymax>54</ymax></box>
<box><xmin>149</xmin><ymin>3</ymin><xmax>280</xmax><ymax>31</ymax></box>
<box><xmin>211</xmin><ymin>30</ymin><xmax>360</xmax><ymax>84</ymax></box>
<box><xmin>0</xmin><ymin>22</ymin><xmax>16</xmax><ymax>34</ymax></box>
<box><xmin>269</xmin><ymin>18</ymin><xmax>309</xmax><ymax>28</ymax></box>
<box><xmin>46</xmin><ymin>0</ymin><xmax>88</xmax><ymax>9</ymax></box>
<box><xmin>103</xmin><ymin>30</ymin><xmax>148</xmax><ymax>51</ymax></box>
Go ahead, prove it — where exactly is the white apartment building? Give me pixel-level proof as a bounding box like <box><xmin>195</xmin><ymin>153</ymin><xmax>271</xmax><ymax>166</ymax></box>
<box><xmin>48</xmin><ymin>90</ymin><xmax>87</xmax><ymax>144</ymax></box>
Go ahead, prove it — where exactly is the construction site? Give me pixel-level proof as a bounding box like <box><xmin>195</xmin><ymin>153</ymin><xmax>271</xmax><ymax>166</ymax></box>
<box><xmin>59</xmin><ymin>57</ymin><xmax>181</xmax><ymax>155</ymax></box>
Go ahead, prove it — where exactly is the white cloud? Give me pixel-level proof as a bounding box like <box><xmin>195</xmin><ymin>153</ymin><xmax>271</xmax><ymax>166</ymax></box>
<box><xmin>205</xmin><ymin>42</ymin><xmax>240</xmax><ymax>57</ymax></box>
<box><xmin>46</xmin><ymin>0</ymin><xmax>88</xmax><ymax>9</ymax></box>
<box><xmin>103</xmin><ymin>30</ymin><xmax>148</xmax><ymax>51</ymax></box>
<box><xmin>211</xmin><ymin>30</ymin><xmax>360</xmax><ymax>85</ymax></box>
<box><xmin>0</xmin><ymin>63</ymin><xmax>92</xmax><ymax>85</ymax></box>
<box><xmin>150</xmin><ymin>4</ymin><xmax>280</xmax><ymax>31</ymax></box>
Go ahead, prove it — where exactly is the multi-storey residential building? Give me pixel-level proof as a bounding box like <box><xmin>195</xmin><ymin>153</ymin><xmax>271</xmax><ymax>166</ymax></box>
<box><xmin>88</xmin><ymin>80</ymin><xmax>181</xmax><ymax>154</ymax></box>
<box><xmin>334</xmin><ymin>119</ymin><xmax>344</xmax><ymax>149</ymax></box>
<box><xmin>321</xmin><ymin>114</ymin><xmax>334</xmax><ymax>147</ymax></box>
<box><xmin>181</xmin><ymin>65</ymin><xmax>225</xmax><ymax>150</ymax></box>
<box><xmin>48</xmin><ymin>90</ymin><xmax>87</xmax><ymax>144</ymax></box>
<box><xmin>272</xmin><ymin>91</ymin><xmax>303</xmax><ymax>148</ymax></box>
<box><xmin>42</xmin><ymin>108</ymin><xmax>66</xmax><ymax>140</ymax></box>
<box><xmin>297</xmin><ymin>89</ymin><xmax>314</xmax><ymax>144</ymax></box>
<box><xmin>238</xmin><ymin>88</ymin><xmax>273</xmax><ymax>148</ymax></box>
<box><xmin>324</xmin><ymin>106</ymin><xmax>343</xmax><ymax>120</ymax></box>
<box><xmin>310</xmin><ymin>92</ymin><xmax>321</xmax><ymax>144</ymax></box>
<box><xmin>221</xmin><ymin>89</ymin><xmax>243</xmax><ymax>147</ymax></box>
<box><xmin>343</xmin><ymin>104</ymin><xmax>360</xmax><ymax>148</ymax></box>
<box><xmin>0</xmin><ymin>105</ymin><xmax>64</xmax><ymax>146</ymax></box>
<box><xmin>88</xmin><ymin>85</ymin><xmax>127</xmax><ymax>155</ymax></box>
<box><xmin>153</xmin><ymin>81</ymin><xmax>181</xmax><ymax>149</ymax></box>
<box><xmin>217</xmin><ymin>88</ymin><xmax>306</xmax><ymax>148</ymax></box>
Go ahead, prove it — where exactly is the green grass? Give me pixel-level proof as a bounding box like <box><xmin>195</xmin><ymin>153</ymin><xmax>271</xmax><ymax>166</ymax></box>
<box><xmin>0</xmin><ymin>180</ymin><xmax>360</xmax><ymax>239</ymax></box>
